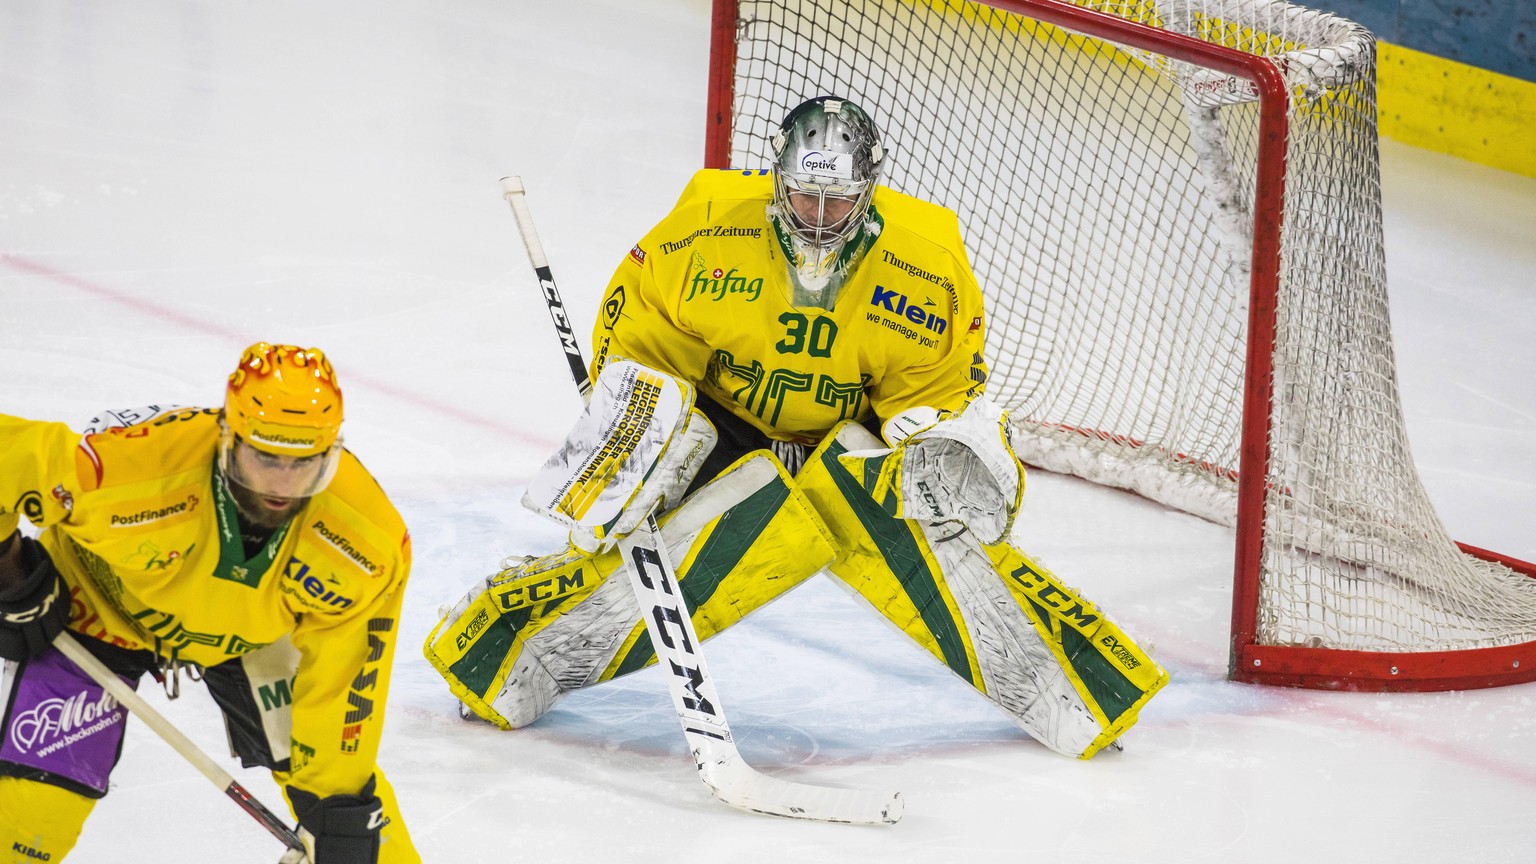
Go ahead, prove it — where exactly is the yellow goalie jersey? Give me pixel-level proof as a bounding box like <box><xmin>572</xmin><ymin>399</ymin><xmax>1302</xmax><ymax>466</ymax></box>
<box><xmin>592</xmin><ymin>168</ymin><xmax>990</xmax><ymax>443</ymax></box>
<box><xmin>0</xmin><ymin>407</ymin><xmax>409</xmax><ymax>802</ymax></box>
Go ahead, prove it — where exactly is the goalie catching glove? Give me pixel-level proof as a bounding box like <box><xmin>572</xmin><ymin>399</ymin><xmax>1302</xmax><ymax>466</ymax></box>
<box><xmin>839</xmin><ymin>397</ymin><xmax>1025</xmax><ymax>544</ymax></box>
<box><xmin>522</xmin><ymin>359</ymin><xmax>717</xmax><ymax>551</ymax></box>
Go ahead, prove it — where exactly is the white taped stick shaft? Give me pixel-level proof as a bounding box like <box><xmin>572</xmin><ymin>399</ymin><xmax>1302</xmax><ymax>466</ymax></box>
<box><xmin>54</xmin><ymin>631</ymin><xmax>305</xmax><ymax>851</ymax></box>
<box><xmin>498</xmin><ymin>174</ymin><xmax>592</xmax><ymax>397</ymax></box>
<box><xmin>500</xmin><ymin>175</ymin><xmax>551</xmax><ymax>269</ymax></box>
<box><xmin>619</xmin><ymin>514</ymin><xmax>903</xmax><ymax>825</ymax></box>
<box><xmin>55</xmin><ymin>631</ymin><xmax>233</xmax><ymax>787</ymax></box>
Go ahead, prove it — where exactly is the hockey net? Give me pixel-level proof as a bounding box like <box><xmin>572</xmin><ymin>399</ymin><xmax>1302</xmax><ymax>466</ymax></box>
<box><xmin>705</xmin><ymin>0</ymin><xmax>1536</xmax><ymax>690</ymax></box>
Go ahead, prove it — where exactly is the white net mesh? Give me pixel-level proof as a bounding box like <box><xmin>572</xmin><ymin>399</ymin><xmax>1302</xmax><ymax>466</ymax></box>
<box><xmin>725</xmin><ymin>0</ymin><xmax>1536</xmax><ymax>656</ymax></box>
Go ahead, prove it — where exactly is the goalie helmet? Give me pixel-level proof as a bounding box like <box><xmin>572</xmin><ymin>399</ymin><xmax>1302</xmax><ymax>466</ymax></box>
<box><xmin>218</xmin><ymin>342</ymin><xmax>345</xmax><ymax>499</ymax></box>
<box><xmin>769</xmin><ymin>96</ymin><xmax>884</xmax><ymax>293</ymax></box>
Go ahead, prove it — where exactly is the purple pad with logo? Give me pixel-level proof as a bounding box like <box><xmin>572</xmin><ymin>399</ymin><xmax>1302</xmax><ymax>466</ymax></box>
<box><xmin>1</xmin><ymin>647</ymin><xmax>134</xmax><ymax>796</ymax></box>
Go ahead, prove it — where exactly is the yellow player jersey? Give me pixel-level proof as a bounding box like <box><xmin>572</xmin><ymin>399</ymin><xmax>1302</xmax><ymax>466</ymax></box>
<box><xmin>0</xmin><ymin>407</ymin><xmax>409</xmax><ymax>801</ymax></box>
<box><xmin>591</xmin><ymin>169</ymin><xmax>990</xmax><ymax>444</ymax></box>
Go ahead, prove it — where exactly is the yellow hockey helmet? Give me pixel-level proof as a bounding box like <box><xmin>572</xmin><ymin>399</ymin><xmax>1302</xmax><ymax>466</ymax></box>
<box><xmin>219</xmin><ymin>343</ymin><xmax>344</xmax><ymax>498</ymax></box>
<box><xmin>224</xmin><ymin>343</ymin><xmax>343</xmax><ymax>455</ymax></box>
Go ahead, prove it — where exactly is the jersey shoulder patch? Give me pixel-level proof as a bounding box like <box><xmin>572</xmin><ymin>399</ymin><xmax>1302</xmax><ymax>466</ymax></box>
<box><xmin>80</xmin><ymin>404</ymin><xmax>185</xmax><ymax>435</ymax></box>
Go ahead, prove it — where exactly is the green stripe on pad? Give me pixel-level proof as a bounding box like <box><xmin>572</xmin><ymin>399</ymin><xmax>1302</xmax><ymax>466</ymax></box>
<box><xmin>448</xmin><ymin>606</ymin><xmax>531</xmax><ymax>698</ymax></box>
<box><xmin>824</xmin><ymin>440</ymin><xmax>975</xmax><ymax>683</ymax></box>
<box><xmin>610</xmin><ymin>476</ymin><xmax>792</xmax><ymax>677</ymax></box>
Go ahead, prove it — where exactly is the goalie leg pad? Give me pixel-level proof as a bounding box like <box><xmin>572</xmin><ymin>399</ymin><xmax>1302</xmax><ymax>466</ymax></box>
<box><xmin>977</xmin><ymin>538</ymin><xmax>1168</xmax><ymax>757</ymax></box>
<box><xmin>423</xmin><ymin>542</ymin><xmax>603</xmax><ymax>729</ymax></box>
<box><xmin>798</xmin><ymin>422</ymin><xmax>1167</xmax><ymax>757</ymax></box>
<box><xmin>425</xmin><ymin>451</ymin><xmax>838</xmax><ymax>728</ymax></box>
<box><xmin>799</xmin><ymin>423</ymin><xmax>991</xmax><ymax>686</ymax></box>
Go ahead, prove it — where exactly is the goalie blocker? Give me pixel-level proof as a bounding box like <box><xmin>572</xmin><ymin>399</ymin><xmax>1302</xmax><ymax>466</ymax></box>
<box><xmin>521</xmin><ymin>359</ymin><xmax>716</xmax><ymax>552</ymax></box>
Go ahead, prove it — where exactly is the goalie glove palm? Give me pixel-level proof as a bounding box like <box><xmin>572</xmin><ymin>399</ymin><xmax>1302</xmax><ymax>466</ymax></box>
<box><xmin>841</xmin><ymin>397</ymin><xmax>1024</xmax><ymax>545</ymax></box>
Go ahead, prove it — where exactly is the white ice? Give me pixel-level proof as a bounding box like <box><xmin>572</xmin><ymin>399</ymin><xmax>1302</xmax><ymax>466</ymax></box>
<box><xmin>2</xmin><ymin>1</ymin><xmax>1533</xmax><ymax>862</ymax></box>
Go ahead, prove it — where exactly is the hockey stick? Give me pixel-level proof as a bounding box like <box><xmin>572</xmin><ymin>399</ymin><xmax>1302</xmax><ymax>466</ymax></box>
<box><xmin>498</xmin><ymin>175</ymin><xmax>903</xmax><ymax>825</ymax></box>
<box><xmin>53</xmin><ymin>631</ymin><xmax>308</xmax><ymax>859</ymax></box>
<box><xmin>500</xmin><ymin>175</ymin><xmax>591</xmax><ymax>402</ymax></box>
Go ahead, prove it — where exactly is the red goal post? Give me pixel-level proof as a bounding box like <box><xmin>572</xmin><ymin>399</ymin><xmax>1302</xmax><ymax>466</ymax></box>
<box><xmin>703</xmin><ymin>0</ymin><xmax>1536</xmax><ymax>691</ymax></box>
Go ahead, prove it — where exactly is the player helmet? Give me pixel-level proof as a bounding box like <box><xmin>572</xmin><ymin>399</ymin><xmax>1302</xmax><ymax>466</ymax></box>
<box><xmin>770</xmin><ymin>96</ymin><xmax>884</xmax><ymax>254</ymax></box>
<box><xmin>218</xmin><ymin>342</ymin><xmax>345</xmax><ymax>499</ymax></box>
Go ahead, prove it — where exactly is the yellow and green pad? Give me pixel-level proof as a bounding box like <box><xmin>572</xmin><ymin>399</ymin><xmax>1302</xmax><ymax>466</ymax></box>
<box><xmin>797</xmin><ymin>421</ymin><xmax>1166</xmax><ymax>758</ymax></box>
<box><xmin>424</xmin><ymin>452</ymin><xmax>837</xmax><ymax>729</ymax></box>
<box><xmin>984</xmin><ymin>539</ymin><xmax>1168</xmax><ymax>756</ymax></box>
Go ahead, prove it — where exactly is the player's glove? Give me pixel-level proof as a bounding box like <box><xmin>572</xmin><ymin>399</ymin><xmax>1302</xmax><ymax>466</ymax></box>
<box><xmin>839</xmin><ymin>397</ymin><xmax>1025</xmax><ymax>545</ymax></box>
<box><xmin>0</xmin><ymin>533</ymin><xmax>71</xmax><ymax>662</ymax></box>
<box><xmin>287</xmin><ymin>778</ymin><xmax>386</xmax><ymax>864</ymax></box>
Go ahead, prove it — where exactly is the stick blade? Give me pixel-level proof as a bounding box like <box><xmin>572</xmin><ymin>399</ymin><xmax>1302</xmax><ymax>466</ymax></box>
<box><xmin>699</xmin><ymin>749</ymin><xmax>904</xmax><ymax>825</ymax></box>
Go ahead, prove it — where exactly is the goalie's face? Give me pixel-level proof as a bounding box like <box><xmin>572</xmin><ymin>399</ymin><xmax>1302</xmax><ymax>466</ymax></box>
<box><xmin>785</xmin><ymin>186</ymin><xmax>862</xmax><ymax>235</ymax></box>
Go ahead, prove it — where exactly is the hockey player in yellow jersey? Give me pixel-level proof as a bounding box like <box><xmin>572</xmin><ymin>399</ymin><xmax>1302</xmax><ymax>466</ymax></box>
<box><xmin>0</xmin><ymin>344</ymin><xmax>417</xmax><ymax>863</ymax></box>
<box><xmin>427</xmin><ymin>97</ymin><xmax>1166</xmax><ymax>762</ymax></box>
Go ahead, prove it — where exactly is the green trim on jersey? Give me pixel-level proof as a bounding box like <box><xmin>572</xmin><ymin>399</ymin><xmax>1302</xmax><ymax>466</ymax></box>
<box><xmin>210</xmin><ymin>466</ymin><xmax>290</xmax><ymax>589</ymax></box>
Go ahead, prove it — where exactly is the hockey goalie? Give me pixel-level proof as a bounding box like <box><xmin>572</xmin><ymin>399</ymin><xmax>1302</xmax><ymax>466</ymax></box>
<box><xmin>424</xmin><ymin>96</ymin><xmax>1167</xmax><ymax>761</ymax></box>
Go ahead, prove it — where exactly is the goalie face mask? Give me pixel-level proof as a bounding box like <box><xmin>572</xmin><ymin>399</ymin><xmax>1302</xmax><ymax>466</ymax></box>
<box><xmin>769</xmin><ymin>96</ymin><xmax>885</xmax><ymax>304</ymax></box>
<box><xmin>770</xmin><ymin>97</ymin><xmax>883</xmax><ymax>242</ymax></box>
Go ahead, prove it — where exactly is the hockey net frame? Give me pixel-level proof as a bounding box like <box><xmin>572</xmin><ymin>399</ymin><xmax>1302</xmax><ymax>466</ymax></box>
<box><xmin>703</xmin><ymin>0</ymin><xmax>1536</xmax><ymax>691</ymax></box>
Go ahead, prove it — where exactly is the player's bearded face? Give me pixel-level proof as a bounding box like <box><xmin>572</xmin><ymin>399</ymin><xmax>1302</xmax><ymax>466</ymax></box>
<box><xmin>225</xmin><ymin>438</ymin><xmax>322</xmax><ymax>528</ymax></box>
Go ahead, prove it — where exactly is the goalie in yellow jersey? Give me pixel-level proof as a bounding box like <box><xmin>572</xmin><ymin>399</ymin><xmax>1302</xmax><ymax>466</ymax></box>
<box><xmin>0</xmin><ymin>344</ymin><xmax>417</xmax><ymax>863</ymax></box>
<box><xmin>426</xmin><ymin>97</ymin><xmax>1167</xmax><ymax>761</ymax></box>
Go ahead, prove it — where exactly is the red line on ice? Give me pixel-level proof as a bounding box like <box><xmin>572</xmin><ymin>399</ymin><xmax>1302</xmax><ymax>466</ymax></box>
<box><xmin>1</xmin><ymin>252</ymin><xmax>556</xmax><ymax>449</ymax></box>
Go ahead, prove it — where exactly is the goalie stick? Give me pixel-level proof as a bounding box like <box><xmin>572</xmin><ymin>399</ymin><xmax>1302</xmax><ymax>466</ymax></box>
<box><xmin>53</xmin><ymin>631</ymin><xmax>308</xmax><ymax>859</ymax></box>
<box><xmin>498</xmin><ymin>175</ymin><xmax>903</xmax><ymax>825</ymax></box>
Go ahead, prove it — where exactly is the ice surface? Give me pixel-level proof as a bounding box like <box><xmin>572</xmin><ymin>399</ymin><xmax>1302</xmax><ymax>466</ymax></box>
<box><xmin>2</xmin><ymin>1</ymin><xmax>1532</xmax><ymax>862</ymax></box>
